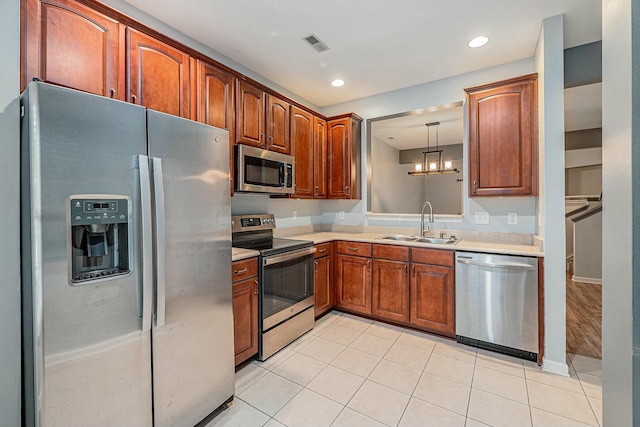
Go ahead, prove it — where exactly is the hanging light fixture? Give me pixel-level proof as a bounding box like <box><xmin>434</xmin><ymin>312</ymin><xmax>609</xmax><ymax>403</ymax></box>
<box><xmin>408</xmin><ymin>122</ymin><xmax>460</xmax><ymax>176</ymax></box>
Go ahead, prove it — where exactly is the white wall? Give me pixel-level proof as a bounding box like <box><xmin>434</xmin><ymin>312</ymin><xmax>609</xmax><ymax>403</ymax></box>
<box><xmin>0</xmin><ymin>0</ymin><xmax>22</xmax><ymax>424</ymax></box>
<box><xmin>602</xmin><ymin>0</ymin><xmax>635</xmax><ymax>424</ymax></box>
<box><xmin>535</xmin><ymin>15</ymin><xmax>568</xmax><ymax>376</ymax></box>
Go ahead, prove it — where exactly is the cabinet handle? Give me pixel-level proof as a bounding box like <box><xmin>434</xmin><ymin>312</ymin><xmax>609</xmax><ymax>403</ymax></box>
<box><xmin>345</xmin><ymin>185</ymin><xmax>349</xmax><ymax>195</ymax></box>
<box><xmin>131</xmin><ymin>95</ymin><xmax>137</xmax><ymax>104</ymax></box>
<box><xmin>367</xmin><ymin>259</ymin><xmax>371</xmax><ymax>272</ymax></box>
<box><xmin>234</xmin><ymin>268</ymin><xmax>248</xmax><ymax>275</ymax></box>
<box><xmin>318</xmin><ymin>248</ymin><xmax>327</xmax><ymax>253</ymax></box>
<box><xmin>412</xmin><ymin>265</ymin><xmax>416</xmax><ymax>277</ymax></box>
<box><xmin>110</xmin><ymin>88</ymin><xmax>116</xmax><ymax>98</ymax></box>
<box><xmin>315</xmin><ymin>185</ymin><xmax>319</xmax><ymax>195</ymax></box>
<box><xmin>404</xmin><ymin>264</ymin><xmax>408</xmax><ymax>276</ymax></box>
<box><xmin>314</xmin><ymin>260</ymin><xmax>318</xmax><ymax>273</ymax></box>
<box><xmin>472</xmin><ymin>180</ymin><xmax>477</xmax><ymax>194</ymax></box>
<box><xmin>347</xmin><ymin>247</ymin><xmax>359</xmax><ymax>252</ymax></box>
<box><xmin>254</xmin><ymin>280</ymin><xmax>259</xmax><ymax>295</ymax></box>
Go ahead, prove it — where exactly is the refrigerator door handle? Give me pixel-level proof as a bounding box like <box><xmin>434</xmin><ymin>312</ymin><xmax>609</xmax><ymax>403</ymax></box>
<box><xmin>152</xmin><ymin>157</ymin><xmax>166</xmax><ymax>327</ymax></box>
<box><xmin>138</xmin><ymin>155</ymin><xmax>153</xmax><ymax>332</ymax></box>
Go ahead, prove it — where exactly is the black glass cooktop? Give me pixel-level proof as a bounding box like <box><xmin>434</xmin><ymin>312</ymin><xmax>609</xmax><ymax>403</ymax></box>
<box><xmin>233</xmin><ymin>237</ymin><xmax>313</xmax><ymax>256</ymax></box>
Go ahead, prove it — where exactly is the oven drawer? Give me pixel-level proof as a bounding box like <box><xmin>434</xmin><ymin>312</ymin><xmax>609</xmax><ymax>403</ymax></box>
<box><xmin>336</xmin><ymin>241</ymin><xmax>371</xmax><ymax>257</ymax></box>
<box><xmin>232</xmin><ymin>258</ymin><xmax>258</xmax><ymax>282</ymax></box>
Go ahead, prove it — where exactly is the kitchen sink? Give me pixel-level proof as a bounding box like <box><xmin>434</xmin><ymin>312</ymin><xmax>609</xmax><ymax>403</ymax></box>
<box><xmin>379</xmin><ymin>235</ymin><xmax>419</xmax><ymax>241</ymax></box>
<box><xmin>415</xmin><ymin>236</ymin><xmax>457</xmax><ymax>244</ymax></box>
<box><xmin>379</xmin><ymin>235</ymin><xmax>457</xmax><ymax>244</ymax></box>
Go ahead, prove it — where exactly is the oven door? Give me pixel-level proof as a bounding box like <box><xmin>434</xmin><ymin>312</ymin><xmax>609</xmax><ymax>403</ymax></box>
<box><xmin>261</xmin><ymin>246</ymin><xmax>315</xmax><ymax>331</ymax></box>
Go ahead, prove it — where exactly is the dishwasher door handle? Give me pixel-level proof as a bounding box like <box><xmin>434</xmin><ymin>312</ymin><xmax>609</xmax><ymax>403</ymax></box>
<box><xmin>456</xmin><ymin>258</ymin><xmax>536</xmax><ymax>271</ymax></box>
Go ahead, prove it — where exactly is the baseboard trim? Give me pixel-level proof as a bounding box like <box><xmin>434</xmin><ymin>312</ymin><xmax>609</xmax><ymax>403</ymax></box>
<box><xmin>571</xmin><ymin>275</ymin><xmax>602</xmax><ymax>285</ymax></box>
<box><xmin>542</xmin><ymin>357</ymin><xmax>570</xmax><ymax>377</ymax></box>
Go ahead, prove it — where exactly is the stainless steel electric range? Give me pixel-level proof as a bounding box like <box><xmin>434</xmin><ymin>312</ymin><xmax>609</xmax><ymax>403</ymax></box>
<box><xmin>231</xmin><ymin>214</ymin><xmax>315</xmax><ymax>360</ymax></box>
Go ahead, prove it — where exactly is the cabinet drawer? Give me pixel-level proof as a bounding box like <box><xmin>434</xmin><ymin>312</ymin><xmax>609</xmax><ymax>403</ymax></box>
<box><xmin>314</xmin><ymin>242</ymin><xmax>332</xmax><ymax>258</ymax></box>
<box><xmin>410</xmin><ymin>248</ymin><xmax>454</xmax><ymax>267</ymax></box>
<box><xmin>232</xmin><ymin>257</ymin><xmax>258</xmax><ymax>282</ymax></box>
<box><xmin>336</xmin><ymin>241</ymin><xmax>372</xmax><ymax>257</ymax></box>
<box><xmin>372</xmin><ymin>244</ymin><xmax>409</xmax><ymax>262</ymax></box>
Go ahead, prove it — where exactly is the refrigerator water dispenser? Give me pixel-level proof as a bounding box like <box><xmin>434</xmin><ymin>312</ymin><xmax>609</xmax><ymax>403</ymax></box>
<box><xmin>68</xmin><ymin>196</ymin><xmax>131</xmax><ymax>284</ymax></box>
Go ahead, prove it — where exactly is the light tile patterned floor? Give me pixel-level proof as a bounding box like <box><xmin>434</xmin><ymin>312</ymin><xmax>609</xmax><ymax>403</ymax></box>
<box><xmin>206</xmin><ymin>311</ymin><xmax>602</xmax><ymax>427</ymax></box>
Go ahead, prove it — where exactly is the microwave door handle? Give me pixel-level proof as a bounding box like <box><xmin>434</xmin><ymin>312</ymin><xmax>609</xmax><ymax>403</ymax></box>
<box><xmin>280</xmin><ymin>162</ymin><xmax>285</xmax><ymax>187</ymax></box>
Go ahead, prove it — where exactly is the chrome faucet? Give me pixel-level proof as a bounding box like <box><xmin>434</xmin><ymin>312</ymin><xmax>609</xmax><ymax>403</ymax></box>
<box><xmin>420</xmin><ymin>201</ymin><xmax>434</xmax><ymax>237</ymax></box>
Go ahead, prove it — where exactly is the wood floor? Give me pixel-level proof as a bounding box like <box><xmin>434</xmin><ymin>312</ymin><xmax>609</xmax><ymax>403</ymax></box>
<box><xmin>566</xmin><ymin>272</ymin><xmax>602</xmax><ymax>358</ymax></box>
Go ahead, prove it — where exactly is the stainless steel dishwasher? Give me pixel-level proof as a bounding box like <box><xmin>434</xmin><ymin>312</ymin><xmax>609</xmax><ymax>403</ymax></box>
<box><xmin>455</xmin><ymin>251</ymin><xmax>538</xmax><ymax>361</ymax></box>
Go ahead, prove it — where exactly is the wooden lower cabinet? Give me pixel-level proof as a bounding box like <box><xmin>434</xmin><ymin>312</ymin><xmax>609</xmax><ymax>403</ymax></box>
<box><xmin>314</xmin><ymin>255</ymin><xmax>333</xmax><ymax>317</ymax></box>
<box><xmin>335</xmin><ymin>254</ymin><xmax>371</xmax><ymax>315</ymax></box>
<box><xmin>372</xmin><ymin>259</ymin><xmax>409</xmax><ymax>323</ymax></box>
<box><xmin>232</xmin><ymin>259</ymin><xmax>258</xmax><ymax>366</ymax></box>
<box><xmin>410</xmin><ymin>263</ymin><xmax>455</xmax><ymax>336</ymax></box>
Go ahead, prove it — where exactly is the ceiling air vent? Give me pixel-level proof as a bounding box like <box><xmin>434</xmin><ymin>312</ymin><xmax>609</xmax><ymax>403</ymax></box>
<box><xmin>303</xmin><ymin>34</ymin><xmax>330</xmax><ymax>53</ymax></box>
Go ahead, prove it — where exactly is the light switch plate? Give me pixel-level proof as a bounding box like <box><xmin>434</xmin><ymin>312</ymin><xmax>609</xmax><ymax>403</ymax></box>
<box><xmin>475</xmin><ymin>211</ymin><xmax>490</xmax><ymax>225</ymax></box>
<box><xmin>507</xmin><ymin>212</ymin><xmax>518</xmax><ymax>225</ymax></box>
<box><xmin>292</xmin><ymin>210</ymin><xmax>297</xmax><ymax>220</ymax></box>
<box><xmin>339</xmin><ymin>210</ymin><xmax>346</xmax><ymax>220</ymax></box>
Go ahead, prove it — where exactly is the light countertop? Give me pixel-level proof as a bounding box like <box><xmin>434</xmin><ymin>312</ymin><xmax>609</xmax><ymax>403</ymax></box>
<box><xmin>281</xmin><ymin>231</ymin><xmax>543</xmax><ymax>257</ymax></box>
<box><xmin>232</xmin><ymin>247</ymin><xmax>260</xmax><ymax>262</ymax></box>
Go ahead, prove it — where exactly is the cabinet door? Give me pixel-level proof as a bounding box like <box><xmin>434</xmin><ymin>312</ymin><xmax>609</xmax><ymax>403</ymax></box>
<box><xmin>127</xmin><ymin>28</ymin><xmax>190</xmax><ymax>118</ymax></box>
<box><xmin>466</xmin><ymin>74</ymin><xmax>538</xmax><ymax>197</ymax></box>
<box><xmin>22</xmin><ymin>0</ymin><xmax>125</xmax><ymax>98</ymax></box>
<box><xmin>372</xmin><ymin>259</ymin><xmax>409</xmax><ymax>323</ymax></box>
<box><xmin>410</xmin><ymin>263</ymin><xmax>455</xmax><ymax>336</ymax></box>
<box><xmin>327</xmin><ymin>118</ymin><xmax>351</xmax><ymax>199</ymax></box>
<box><xmin>291</xmin><ymin>106</ymin><xmax>314</xmax><ymax>198</ymax></box>
<box><xmin>335</xmin><ymin>254</ymin><xmax>371</xmax><ymax>315</ymax></box>
<box><xmin>236</xmin><ymin>80</ymin><xmax>265</xmax><ymax>148</ymax></box>
<box><xmin>313</xmin><ymin>116</ymin><xmax>328</xmax><ymax>198</ymax></box>
<box><xmin>314</xmin><ymin>256</ymin><xmax>333</xmax><ymax>317</ymax></box>
<box><xmin>195</xmin><ymin>60</ymin><xmax>235</xmax><ymax>194</ymax></box>
<box><xmin>266</xmin><ymin>94</ymin><xmax>290</xmax><ymax>154</ymax></box>
<box><xmin>232</xmin><ymin>277</ymin><xmax>258</xmax><ymax>365</ymax></box>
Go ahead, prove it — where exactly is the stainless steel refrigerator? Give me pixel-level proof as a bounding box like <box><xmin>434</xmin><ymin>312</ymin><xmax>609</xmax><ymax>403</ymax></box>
<box><xmin>20</xmin><ymin>82</ymin><xmax>235</xmax><ymax>427</ymax></box>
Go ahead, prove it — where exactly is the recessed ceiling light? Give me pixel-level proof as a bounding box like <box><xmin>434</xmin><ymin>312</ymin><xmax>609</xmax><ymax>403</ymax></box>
<box><xmin>331</xmin><ymin>79</ymin><xmax>344</xmax><ymax>87</ymax></box>
<box><xmin>468</xmin><ymin>36</ymin><xmax>489</xmax><ymax>48</ymax></box>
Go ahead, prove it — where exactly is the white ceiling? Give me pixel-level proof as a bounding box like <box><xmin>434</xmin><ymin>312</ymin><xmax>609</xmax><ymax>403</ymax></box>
<box><xmin>119</xmin><ymin>0</ymin><xmax>602</xmax><ymax>107</ymax></box>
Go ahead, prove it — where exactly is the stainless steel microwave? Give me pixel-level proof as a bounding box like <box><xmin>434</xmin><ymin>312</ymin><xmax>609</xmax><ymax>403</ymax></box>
<box><xmin>235</xmin><ymin>144</ymin><xmax>295</xmax><ymax>194</ymax></box>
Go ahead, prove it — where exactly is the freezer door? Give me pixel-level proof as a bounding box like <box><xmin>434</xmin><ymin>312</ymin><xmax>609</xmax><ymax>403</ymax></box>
<box><xmin>147</xmin><ymin>110</ymin><xmax>234</xmax><ymax>427</ymax></box>
<box><xmin>20</xmin><ymin>82</ymin><xmax>152</xmax><ymax>427</ymax></box>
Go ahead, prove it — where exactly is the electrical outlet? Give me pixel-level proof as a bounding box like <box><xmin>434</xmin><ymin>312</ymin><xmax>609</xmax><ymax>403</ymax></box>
<box><xmin>339</xmin><ymin>210</ymin><xmax>346</xmax><ymax>220</ymax></box>
<box><xmin>507</xmin><ymin>212</ymin><xmax>518</xmax><ymax>225</ymax></box>
<box><xmin>475</xmin><ymin>211</ymin><xmax>490</xmax><ymax>225</ymax></box>
<box><xmin>292</xmin><ymin>210</ymin><xmax>297</xmax><ymax>220</ymax></box>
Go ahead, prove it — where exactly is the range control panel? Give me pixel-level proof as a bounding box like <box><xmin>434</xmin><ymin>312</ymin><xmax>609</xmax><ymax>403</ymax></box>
<box><xmin>232</xmin><ymin>214</ymin><xmax>276</xmax><ymax>232</ymax></box>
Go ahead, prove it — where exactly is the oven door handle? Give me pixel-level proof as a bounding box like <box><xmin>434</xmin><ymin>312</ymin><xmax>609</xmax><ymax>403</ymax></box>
<box><xmin>263</xmin><ymin>247</ymin><xmax>316</xmax><ymax>266</ymax></box>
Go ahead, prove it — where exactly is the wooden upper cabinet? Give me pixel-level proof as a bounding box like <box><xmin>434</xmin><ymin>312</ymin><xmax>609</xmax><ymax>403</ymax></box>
<box><xmin>236</xmin><ymin>80</ymin><xmax>265</xmax><ymax>148</ymax></box>
<box><xmin>313</xmin><ymin>116</ymin><xmax>328</xmax><ymax>198</ymax></box>
<box><xmin>465</xmin><ymin>73</ymin><xmax>538</xmax><ymax>197</ymax></box>
<box><xmin>22</xmin><ymin>0</ymin><xmax>125</xmax><ymax>98</ymax></box>
<box><xmin>266</xmin><ymin>94</ymin><xmax>290</xmax><ymax>154</ymax></box>
<box><xmin>194</xmin><ymin>59</ymin><xmax>235</xmax><ymax>194</ymax></box>
<box><xmin>291</xmin><ymin>106</ymin><xmax>314</xmax><ymax>198</ymax></box>
<box><xmin>127</xmin><ymin>28</ymin><xmax>190</xmax><ymax>118</ymax></box>
<box><xmin>327</xmin><ymin>114</ymin><xmax>362</xmax><ymax>199</ymax></box>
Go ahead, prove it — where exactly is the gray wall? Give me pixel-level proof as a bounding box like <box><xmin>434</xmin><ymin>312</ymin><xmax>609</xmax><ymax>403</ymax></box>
<box><xmin>602</xmin><ymin>0</ymin><xmax>638</xmax><ymax>424</ymax></box>
<box><xmin>371</xmin><ymin>137</ymin><xmax>424</xmax><ymax>214</ymax></box>
<box><xmin>0</xmin><ymin>0</ymin><xmax>22</xmax><ymax>425</ymax></box>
